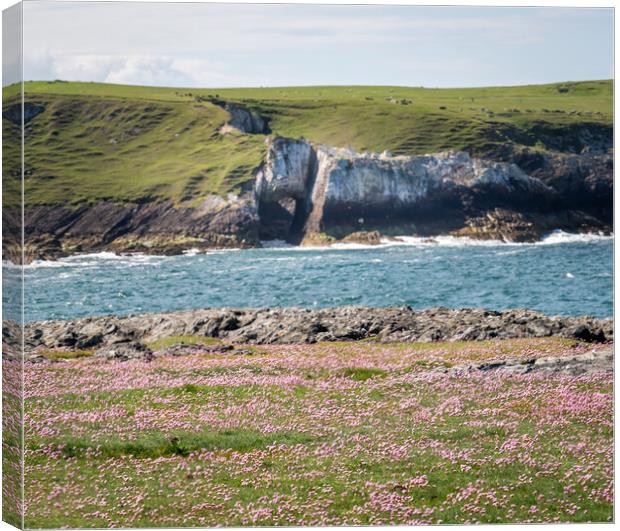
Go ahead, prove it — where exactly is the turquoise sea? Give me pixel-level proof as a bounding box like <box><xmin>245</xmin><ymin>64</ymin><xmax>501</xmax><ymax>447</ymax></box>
<box><xmin>18</xmin><ymin>231</ymin><xmax>613</xmax><ymax>322</ymax></box>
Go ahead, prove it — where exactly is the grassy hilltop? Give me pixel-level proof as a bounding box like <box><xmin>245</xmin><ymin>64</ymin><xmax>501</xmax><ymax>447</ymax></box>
<box><xmin>2</xmin><ymin>79</ymin><xmax>613</xmax><ymax>207</ymax></box>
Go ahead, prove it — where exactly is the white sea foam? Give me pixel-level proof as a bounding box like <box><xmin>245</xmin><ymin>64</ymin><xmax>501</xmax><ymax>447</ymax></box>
<box><xmin>264</xmin><ymin>232</ymin><xmax>608</xmax><ymax>252</ymax></box>
<box><xmin>66</xmin><ymin>251</ymin><xmax>125</xmax><ymax>261</ymax></box>
<box><xmin>24</xmin><ymin>247</ymin><xmax>246</xmax><ymax>269</ymax></box>
<box><xmin>261</xmin><ymin>236</ymin><xmax>493</xmax><ymax>252</ymax></box>
<box><xmin>22</xmin><ymin>251</ymin><xmax>158</xmax><ymax>270</ymax></box>
<box><xmin>319</xmin><ymin>231</ymin><xmax>612</xmax><ymax>250</ymax></box>
<box><xmin>22</xmin><ymin>230</ymin><xmax>613</xmax><ymax>268</ymax></box>
<box><xmin>380</xmin><ymin>235</ymin><xmax>508</xmax><ymax>248</ymax></box>
<box><xmin>494</xmin><ymin>249</ymin><xmax>527</xmax><ymax>256</ymax></box>
<box><xmin>263</xmin><ymin>243</ymin><xmax>338</xmax><ymax>252</ymax></box>
<box><xmin>204</xmin><ymin>248</ymin><xmax>241</xmax><ymax>255</ymax></box>
<box><xmin>537</xmin><ymin>230</ymin><xmax>613</xmax><ymax>245</ymax></box>
<box><xmin>261</xmin><ymin>239</ymin><xmax>293</xmax><ymax>248</ymax></box>
<box><xmin>331</xmin><ymin>242</ymin><xmax>385</xmax><ymax>250</ymax></box>
<box><xmin>383</xmin><ymin>231</ymin><xmax>613</xmax><ymax>248</ymax></box>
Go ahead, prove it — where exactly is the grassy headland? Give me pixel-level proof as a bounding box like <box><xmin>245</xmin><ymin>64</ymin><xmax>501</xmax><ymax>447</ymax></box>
<box><xmin>3</xmin><ymin>79</ymin><xmax>612</xmax><ymax>208</ymax></box>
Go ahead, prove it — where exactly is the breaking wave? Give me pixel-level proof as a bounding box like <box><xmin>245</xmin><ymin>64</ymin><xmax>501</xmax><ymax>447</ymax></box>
<box><xmin>262</xmin><ymin>231</ymin><xmax>613</xmax><ymax>252</ymax></box>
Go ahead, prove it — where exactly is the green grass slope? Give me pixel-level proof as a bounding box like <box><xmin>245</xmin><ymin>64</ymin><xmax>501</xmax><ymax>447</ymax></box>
<box><xmin>2</xmin><ymin>79</ymin><xmax>612</xmax><ymax>207</ymax></box>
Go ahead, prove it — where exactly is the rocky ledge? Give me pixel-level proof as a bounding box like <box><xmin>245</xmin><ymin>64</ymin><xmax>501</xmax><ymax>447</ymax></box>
<box><xmin>7</xmin><ymin>307</ymin><xmax>612</xmax><ymax>359</ymax></box>
<box><xmin>447</xmin><ymin>347</ymin><xmax>613</xmax><ymax>377</ymax></box>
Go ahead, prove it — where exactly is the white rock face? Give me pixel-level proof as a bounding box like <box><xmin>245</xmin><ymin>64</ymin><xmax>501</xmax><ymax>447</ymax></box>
<box><xmin>255</xmin><ymin>137</ymin><xmax>553</xmax><ymax>234</ymax></box>
<box><xmin>316</xmin><ymin>146</ymin><xmax>432</xmax><ymax>207</ymax></box>
<box><xmin>255</xmin><ymin>137</ymin><xmax>314</xmax><ymax>202</ymax></box>
<box><xmin>225</xmin><ymin>103</ymin><xmax>268</xmax><ymax>134</ymax></box>
<box><xmin>314</xmin><ymin>146</ymin><xmax>549</xmax><ymax>207</ymax></box>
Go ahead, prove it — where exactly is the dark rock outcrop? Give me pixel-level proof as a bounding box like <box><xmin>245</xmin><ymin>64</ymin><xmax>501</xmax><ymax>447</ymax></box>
<box><xmin>451</xmin><ymin>208</ymin><xmax>607</xmax><ymax>243</ymax></box>
<box><xmin>209</xmin><ymin>99</ymin><xmax>270</xmax><ymax>134</ymax></box>
<box><xmin>10</xmin><ymin>307</ymin><xmax>612</xmax><ymax>355</ymax></box>
<box><xmin>2</xmin><ymin>102</ymin><xmax>46</xmax><ymax>125</ymax></box>
<box><xmin>449</xmin><ymin>347</ymin><xmax>613</xmax><ymax>376</ymax></box>
<box><xmin>96</xmin><ymin>342</ymin><xmax>154</xmax><ymax>362</ymax></box>
<box><xmin>225</xmin><ymin>103</ymin><xmax>270</xmax><ymax>134</ymax></box>
<box><xmin>488</xmin><ymin>143</ymin><xmax>613</xmax><ymax>224</ymax></box>
<box><xmin>18</xmin><ymin>196</ymin><xmax>260</xmax><ymax>261</ymax></box>
<box><xmin>341</xmin><ymin>231</ymin><xmax>382</xmax><ymax>245</ymax></box>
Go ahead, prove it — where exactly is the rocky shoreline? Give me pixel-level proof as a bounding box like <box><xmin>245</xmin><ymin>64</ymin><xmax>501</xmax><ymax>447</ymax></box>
<box><xmin>3</xmin><ymin>88</ymin><xmax>612</xmax><ymax>263</ymax></box>
<box><xmin>5</xmin><ymin>306</ymin><xmax>612</xmax><ymax>362</ymax></box>
<box><xmin>4</xmin><ymin>129</ymin><xmax>612</xmax><ymax>263</ymax></box>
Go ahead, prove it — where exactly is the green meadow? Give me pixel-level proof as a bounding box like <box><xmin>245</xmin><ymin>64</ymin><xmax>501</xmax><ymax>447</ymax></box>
<box><xmin>2</xmin><ymin>79</ymin><xmax>612</xmax><ymax>207</ymax></box>
<box><xmin>22</xmin><ymin>338</ymin><xmax>613</xmax><ymax>527</ymax></box>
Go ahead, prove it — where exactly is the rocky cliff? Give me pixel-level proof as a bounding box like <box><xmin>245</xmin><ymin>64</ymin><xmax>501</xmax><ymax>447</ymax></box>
<box><xmin>254</xmin><ymin>137</ymin><xmax>609</xmax><ymax>244</ymax></box>
<box><xmin>4</xmin><ymin>90</ymin><xmax>612</xmax><ymax>262</ymax></box>
<box><xmin>20</xmin><ymin>195</ymin><xmax>261</xmax><ymax>261</ymax></box>
<box><xmin>10</xmin><ymin>135</ymin><xmax>611</xmax><ymax>262</ymax></box>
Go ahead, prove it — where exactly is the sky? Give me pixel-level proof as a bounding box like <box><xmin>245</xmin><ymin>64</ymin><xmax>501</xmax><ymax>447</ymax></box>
<box><xmin>4</xmin><ymin>1</ymin><xmax>615</xmax><ymax>88</ymax></box>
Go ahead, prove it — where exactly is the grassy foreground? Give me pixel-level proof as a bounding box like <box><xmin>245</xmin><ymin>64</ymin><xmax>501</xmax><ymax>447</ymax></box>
<box><xmin>23</xmin><ymin>337</ymin><xmax>612</xmax><ymax>527</ymax></box>
<box><xmin>3</xmin><ymin>79</ymin><xmax>612</xmax><ymax>207</ymax></box>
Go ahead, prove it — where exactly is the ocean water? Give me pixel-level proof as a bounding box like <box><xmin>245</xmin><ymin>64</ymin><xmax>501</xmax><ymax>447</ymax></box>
<box><xmin>17</xmin><ymin>231</ymin><xmax>613</xmax><ymax>322</ymax></box>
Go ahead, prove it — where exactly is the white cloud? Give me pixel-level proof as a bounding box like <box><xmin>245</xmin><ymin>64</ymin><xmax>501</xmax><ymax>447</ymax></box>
<box><xmin>24</xmin><ymin>53</ymin><xmax>237</xmax><ymax>88</ymax></box>
<box><xmin>103</xmin><ymin>56</ymin><xmax>190</xmax><ymax>86</ymax></box>
<box><xmin>18</xmin><ymin>2</ymin><xmax>613</xmax><ymax>88</ymax></box>
<box><xmin>53</xmin><ymin>55</ymin><xmax>121</xmax><ymax>82</ymax></box>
